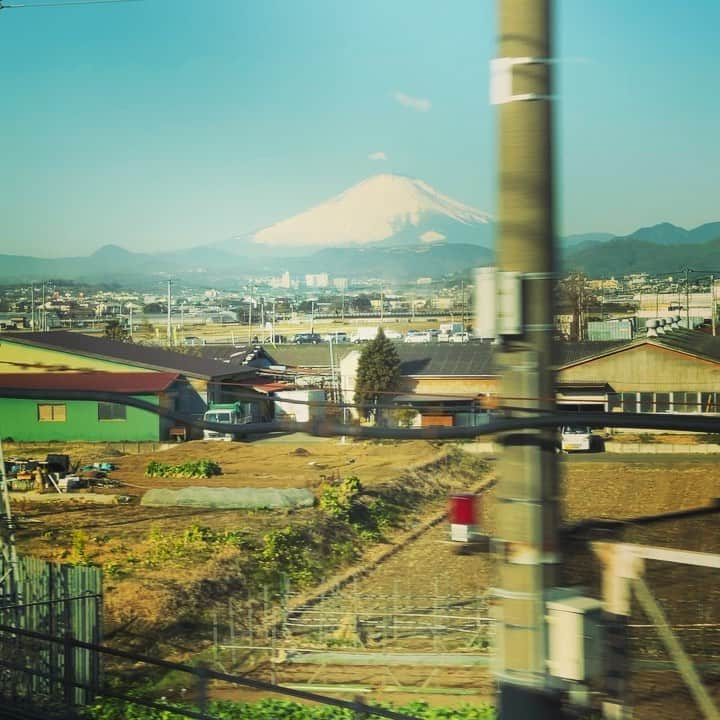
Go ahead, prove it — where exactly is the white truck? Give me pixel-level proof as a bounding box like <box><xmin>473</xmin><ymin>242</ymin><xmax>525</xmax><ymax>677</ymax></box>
<box><xmin>203</xmin><ymin>402</ymin><xmax>253</xmax><ymax>441</ymax></box>
<box><xmin>438</xmin><ymin>322</ymin><xmax>465</xmax><ymax>342</ymax></box>
<box><xmin>350</xmin><ymin>326</ymin><xmax>379</xmax><ymax>343</ymax></box>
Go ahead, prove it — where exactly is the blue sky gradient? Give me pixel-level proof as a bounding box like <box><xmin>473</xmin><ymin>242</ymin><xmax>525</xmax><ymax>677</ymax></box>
<box><xmin>1</xmin><ymin>0</ymin><xmax>718</xmax><ymax>256</ymax></box>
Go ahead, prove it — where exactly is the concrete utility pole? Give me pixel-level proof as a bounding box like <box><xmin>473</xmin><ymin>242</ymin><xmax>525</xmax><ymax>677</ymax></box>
<box><xmin>166</xmin><ymin>280</ymin><xmax>172</xmax><ymax>344</ymax></box>
<box><xmin>712</xmin><ymin>276</ymin><xmax>716</xmax><ymax>337</ymax></box>
<box><xmin>493</xmin><ymin>1</ymin><xmax>562</xmax><ymax>718</ymax></box>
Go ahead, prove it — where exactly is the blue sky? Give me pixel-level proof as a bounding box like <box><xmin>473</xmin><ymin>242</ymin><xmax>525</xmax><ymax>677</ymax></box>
<box><xmin>1</xmin><ymin>0</ymin><xmax>718</xmax><ymax>257</ymax></box>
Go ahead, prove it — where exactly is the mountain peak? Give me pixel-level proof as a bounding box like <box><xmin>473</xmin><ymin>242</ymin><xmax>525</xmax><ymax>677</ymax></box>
<box><xmin>91</xmin><ymin>244</ymin><xmax>134</xmax><ymax>258</ymax></box>
<box><xmin>246</xmin><ymin>174</ymin><xmax>491</xmax><ymax>251</ymax></box>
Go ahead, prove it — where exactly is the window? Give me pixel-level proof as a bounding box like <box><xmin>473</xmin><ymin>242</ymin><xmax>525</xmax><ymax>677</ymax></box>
<box><xmin>673</xmin><ymin>391</ymin><xmax>698</xmax><ymax>413</ymax></box>
<box><xmin>622</xmin><ymin>392</ymin><xmax>637</xmax><ymax>413</ymax></box>
<box><xmin>607</xmin><ymin>393</ymin><xmax>621</xmax><ymax>412</ymax></box>
<box><xmin>639</xmin><ymin>393</ymin><xmax>653</xmax><ymax>413</ymax></box>
<box><xmin>38</xmin><ymin>404</ymin><xmax>66</xmax><ymax>422</ymax></box>
<box><xmin>701</xmin><ymin>392</ymin><xmax>718</xmax><ymax>414</ymax></box>
<box><xmin>98</xmin><ymin>402</ymin><xmax>127</xmax><ymax>421</ymax></box>
<box><xmin>655</xmin><ymin>393</ymin><xmax>670</xmax><ymax>413</ymax></box>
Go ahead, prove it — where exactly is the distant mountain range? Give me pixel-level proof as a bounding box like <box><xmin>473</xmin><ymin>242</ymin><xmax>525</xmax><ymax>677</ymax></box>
<box><xmin>1</xmin><ymin>174</ymin><xmax>719</xmax><ymax>282</ymax></box>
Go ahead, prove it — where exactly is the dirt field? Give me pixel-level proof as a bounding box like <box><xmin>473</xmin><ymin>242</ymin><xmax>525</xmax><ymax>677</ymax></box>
<box><xmin>8</xmin><ymin>438</ymin><xmax>479</xmax><ymax>645</ymax></box>
<box><xmin>5</xmin><ymin>436</ymin><xmax>447</xmax><ymax>497</ymax></box>
<box><xmin>7</xmin><ymin>443</ymin><xmax>720</xmax><ymax>717</ymax></box>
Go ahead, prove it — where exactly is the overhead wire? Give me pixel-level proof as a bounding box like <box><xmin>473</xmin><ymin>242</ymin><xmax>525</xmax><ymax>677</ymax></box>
<box><xmin>1</xmin><ymin>386</ymin><xmax>720</xmax><ymax>439</ymax></box>
<box><xmin>1</xmin><ymin>0</ymin><xmax>140</xmax><ymax>9</ymax></box>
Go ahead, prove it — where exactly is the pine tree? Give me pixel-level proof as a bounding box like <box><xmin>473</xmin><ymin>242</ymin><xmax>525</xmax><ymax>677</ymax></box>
<box><xmin>354</xmin><ymin>328</ymin><xmax>401</xmax><ymax>421</ymax></box>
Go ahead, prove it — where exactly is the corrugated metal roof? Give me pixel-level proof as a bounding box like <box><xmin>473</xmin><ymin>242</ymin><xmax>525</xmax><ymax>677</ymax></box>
<box><xmin>263</xmin><ymin>344</ymin><xmax>356</xmax><ymax>368</ymax></box>
<box><xmin>0</xmin><ymin>331</ymin><xmax>253</xmax><ymax>380</ymax></box>
<box><xmin>651</xmin><ymin>329</ymin><xmax>720</xmax><ymax>363</ymax></box>
<box><xmin>557</xmin><ymin>331</ymin><xmax>720</xmax><ymax>369</ymax></box>
<box><xmin>397</xmin><ymin>343</ymin><xmax>495</xmax><ymax>376</ymax></box>
<box><xmin>555</xmin><ymin>341</ymin><xmax>633</xmax><ymax>367</ymax></box>
<box><xmin>264</xmin><ymin>342</ymin><xmax>496</xmax><ymax>377</ymax></box>
<box><xmin>0</xmin><ymin>372</ymin><xmax>179</xmax><ymax>393</ymax></box>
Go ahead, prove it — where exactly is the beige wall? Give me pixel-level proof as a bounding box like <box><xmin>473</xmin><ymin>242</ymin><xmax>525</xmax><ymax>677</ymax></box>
<box><xmin>559</xmin><ymin>345</ymin><xmax>720</xmax><ymax>392</ymax></box>
<box><xmin>0</xmin><ymin>340</ymin><xmax>153</xmax><ymax>373</ymax></box>
<box><xmin>398</xmin><ymin>376</ymin><xmax>498</xmax><ymax>396</ymax></box>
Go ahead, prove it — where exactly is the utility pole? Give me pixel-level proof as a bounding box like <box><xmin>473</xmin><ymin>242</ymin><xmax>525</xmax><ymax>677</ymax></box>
<box><xmin>30</xmin><ymin>285</ymin><xmax>35</xmax><ymax>331</ymax></box>
<box><xmin>712</xmin><ymin>275</ymin><xmax>716</xmax><ymax>337</ymax></box>
<box><xmin>493</xmin><ymin>1</ymin><xmax>562</xmax><ymax>718</ymax></box>
<box><xmin>248</xmin><ymin>288</ymin><xmax>253</xmax><ymax>343</ymax></box>
<box><xmin>272</xmin><ymin>299</ymin><xmax>277</xmax><ymax>343</ymax></box>
<box><xmin>685</xmin><ymin>267</ymin><xmax>690</xmax><ymax>329</ymax></box>
<box><xmin>166</xmin><ymin>280</ymin><xmax>172</xmax><ymax>344</ymax></box>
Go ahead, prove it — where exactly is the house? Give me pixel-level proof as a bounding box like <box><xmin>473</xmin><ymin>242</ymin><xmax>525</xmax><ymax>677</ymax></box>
<box><xmin>556</xmin><ymin>328</ymin><xmax>720</xmax><ymax>415</ymax></box>
<box><xmin>0</xmin><ymin>331</ymin><xmax>263</xmax><ymax>441</ymax></box>
<box><xmin>339</xmin><ymin>326</ymin><xmax>720</xmax><ymax>427</ymax></box>
<box><xmin>0</xmin><ymin>372</ymin><xmax>179</xmax><ymax>442</ymax></box>
<box><xmin>340</xmin><ymin>343</ymin><xmax>496</xmax><ymax>427</ymax></box>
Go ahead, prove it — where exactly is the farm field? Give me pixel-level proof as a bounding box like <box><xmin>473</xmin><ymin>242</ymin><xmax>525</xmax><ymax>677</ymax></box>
<box><xmin>6</xmin><ymin>442</ymin><xmax>720</xmax><ymax>717</ymax></box>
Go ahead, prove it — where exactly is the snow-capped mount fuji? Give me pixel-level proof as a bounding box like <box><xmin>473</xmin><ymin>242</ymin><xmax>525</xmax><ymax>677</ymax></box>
<box><xmin>220</xmin><ymin>173</ymin><xmax>493</xmax><ymax>257</ymax></box>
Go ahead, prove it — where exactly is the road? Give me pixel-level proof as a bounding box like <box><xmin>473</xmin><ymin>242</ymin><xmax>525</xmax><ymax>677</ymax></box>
<box><xmin>564</xmin><ymin>451</ymin><xmax>718</xmax><ymax>464</ymax></box>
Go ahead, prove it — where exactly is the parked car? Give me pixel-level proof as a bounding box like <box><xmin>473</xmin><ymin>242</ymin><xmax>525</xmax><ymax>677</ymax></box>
<box><xmin>449</xmin><ymin>332</ymin><xmax>470</xmax><ymax>343</ymax></box>
<box><xmin>404</xmin><ymin>331</ymin><xmax>432</xmax><ymax>343</ymax></box>
<box><xmin>560</xmin><ymin>425</ymin><xmax>592</xmax><ymax>452</ymax></box>
<box><xmin>293</xmin><ymin>333</ymin><xmax>322</xmax><ymax>344</ymax></box>
<box><xmin>321</xmin><ymin>331</ymin><xmax>349</xmax><ymax>343</ymax></box>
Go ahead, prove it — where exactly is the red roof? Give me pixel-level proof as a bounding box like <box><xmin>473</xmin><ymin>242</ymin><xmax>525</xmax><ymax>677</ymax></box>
<box><xmin>241</xmin><ymin>381</ymin><xmax>295</xmax><ymax>394</ymax></box>
<box><xmin>0</xmin><ymin>372</ymin><xmax>179</xmax><ymax>394</ymax></box>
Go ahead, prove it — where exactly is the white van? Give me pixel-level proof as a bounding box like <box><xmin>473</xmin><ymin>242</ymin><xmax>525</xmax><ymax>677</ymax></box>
<box><xmin>560</xmin><ymin>425</ymin><xmax>592</xmax><ymax>452</ymax></box>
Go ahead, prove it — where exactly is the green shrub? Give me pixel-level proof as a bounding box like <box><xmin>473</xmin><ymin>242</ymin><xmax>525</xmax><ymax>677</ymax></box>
<box><xmin>82</xmin><ymin>696</ymin><xmax>496</xmax><ymax>719</ymax></box>
<box><xmin>145</xmin><ymin>459</ymin><xmax>221</xmax><ymax>479</ymax></box>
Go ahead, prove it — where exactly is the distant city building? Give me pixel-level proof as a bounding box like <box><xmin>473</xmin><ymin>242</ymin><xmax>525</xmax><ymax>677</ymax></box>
<box><xmin>430</xmin><ymin>297</ymin><xmax>453</xmax><ymax>310</ymax></box>
<box><xmin>333</xmin><ymin>277</ymin><xmax>349</xmax><ymax>291</ymax></box>
<box><xmin>417</xmin><ymin>277</ymin><xmax>433</xmax><ymax>285</ymax></box>
<box><xmin>270</xmin><ymin>271</ymin><xmax>292</xmax><ymax>289</ymax></box>
<box><xmin>305</xmin><ymin>273</ymin><xmax>329</xmax><ymax>288</ymax></box>
<box><xmin>587</xmin><ymin>277</ymin><xmax>619</xmax><ymax>291</ymax></box>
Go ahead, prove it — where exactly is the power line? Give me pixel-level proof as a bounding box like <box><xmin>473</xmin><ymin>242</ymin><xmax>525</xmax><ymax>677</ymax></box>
<box><xmin>2</xmin><ymin>386</ymin><xmax>720</xmax><ymax>439</ymax></box>
<box><xmin>1</xmin><ymin>0</ymin><xmax>140</xmax><ymax>9</ymax></box>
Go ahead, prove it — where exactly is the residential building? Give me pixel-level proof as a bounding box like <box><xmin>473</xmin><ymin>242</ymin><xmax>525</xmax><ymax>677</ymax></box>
<box><xmin>0</xmin><ymin>331</ymin><xmax>262</xmax><ymax>440</ymax></box>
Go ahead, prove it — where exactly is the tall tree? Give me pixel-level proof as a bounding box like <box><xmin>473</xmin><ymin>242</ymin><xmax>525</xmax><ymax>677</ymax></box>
<box><xmin>103</xmin><ymin>319</ymin><xmax>131</xmax><ymax>343</ymax></box>
<box><xmin>353</xmin><ymin>329</ymin><xmax>401</xmax><ymax>421</ymax></box>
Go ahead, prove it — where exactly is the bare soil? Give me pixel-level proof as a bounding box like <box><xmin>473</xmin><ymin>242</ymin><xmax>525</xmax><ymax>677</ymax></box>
<box><xmin>8</xmin><ymin>445</ymin><xmax>720</xmax><ymax>717</ymax></box>
<box><xmin>5</xmin><ymin>437</ymin><xmax>445</xmax><ymax>496</ymax></box>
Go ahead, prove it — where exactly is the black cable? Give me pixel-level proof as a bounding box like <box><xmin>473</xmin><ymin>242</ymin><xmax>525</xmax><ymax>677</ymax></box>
<box><xmin>1</xmin><ymin>0</ymin><xmax>140</xmax><ymax>9</ymax></box>
<box><xmin>2</xmin><ymin>387</ymin><xmax>720</xmax><ymax>439</ymax></box>
<box><xmin>0</xmin><ymin>622</ymin><xmax>422</xmax><ymax>720</ymax></box>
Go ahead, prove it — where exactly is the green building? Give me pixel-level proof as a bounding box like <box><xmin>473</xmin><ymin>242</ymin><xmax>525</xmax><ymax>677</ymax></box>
<box><xmin>0</xmin><ymin>331</ymin><xmax>261</xmax><ymax>442</ymax></box>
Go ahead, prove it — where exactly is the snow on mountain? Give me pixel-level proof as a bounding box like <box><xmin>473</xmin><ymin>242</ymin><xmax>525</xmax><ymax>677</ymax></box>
<box><xmin>246</xmin><ymin>174</ymin><xmax>491</xmax><ymax>250</ymax></box>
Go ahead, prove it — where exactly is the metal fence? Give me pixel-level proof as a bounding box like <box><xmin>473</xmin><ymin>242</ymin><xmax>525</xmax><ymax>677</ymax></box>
<box><xmin>212</xmin><ymin>584</ymin><xmax>494</xmax><ymax>660</ymax></box>
<box><xmin>0</xmin><ymin>555</ymin><xmax>102</xmax><ymax>707</ymax></box>
<box><xmin>0</xmin><ymin>623</ymin><xmax>423</xmax><ymax>720</ymax></box>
